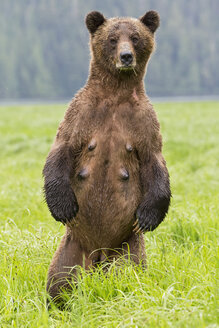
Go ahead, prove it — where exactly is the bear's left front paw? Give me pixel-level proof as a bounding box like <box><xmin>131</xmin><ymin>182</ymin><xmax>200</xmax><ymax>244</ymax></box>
<box><xmin>133</xmin><ymin>197</ymin><xmax>170</xmax><ymax>233</ymax></box>
<box><xmin>133</xmin><ymin>206</ymin><xmax>160</xmax><ymax>233</ymax></box>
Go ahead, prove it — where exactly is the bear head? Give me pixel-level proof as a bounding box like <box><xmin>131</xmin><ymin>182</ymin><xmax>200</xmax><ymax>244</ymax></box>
<box><xmin>86</xmin><ymin>11</ymin><xmax>160</xmax><ymax>78</ymax></box>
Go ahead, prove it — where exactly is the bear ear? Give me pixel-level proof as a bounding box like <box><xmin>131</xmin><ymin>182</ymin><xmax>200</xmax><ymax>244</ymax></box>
<box><xmin>85</xmin><ymin>11</ymin><xmax>106</xmax><ymax>34</ymax></box>
<box><xmin>139</xmin><ymin>10</ymin><xmax>160</xmax><ymax>33</ymax></box>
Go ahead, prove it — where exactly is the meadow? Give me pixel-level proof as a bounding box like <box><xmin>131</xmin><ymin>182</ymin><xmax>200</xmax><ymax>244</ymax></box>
<box><xmin>0</xmin><ymin>101</ymin><xmax>218</xmax><ymax>327</ymax></box>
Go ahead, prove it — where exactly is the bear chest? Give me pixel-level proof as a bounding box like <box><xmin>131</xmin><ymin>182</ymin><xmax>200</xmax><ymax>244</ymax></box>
<box><xmin>77</xmin><ymin>101</ymin><xmax>145</xmax><ymax>140</ymax></box>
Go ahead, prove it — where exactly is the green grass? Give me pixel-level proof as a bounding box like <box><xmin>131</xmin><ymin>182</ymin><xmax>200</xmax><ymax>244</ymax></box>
<box><xmin>0</xmin><ymin>102</ymin><xmax>218</xmax><ymax>327</ymax></box>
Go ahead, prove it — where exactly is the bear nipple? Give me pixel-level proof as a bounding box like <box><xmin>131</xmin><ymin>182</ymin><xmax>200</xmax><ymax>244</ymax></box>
<box><xmin>78</xmin><ymin>168</ymin><xmax>90</xmax><ymax>180</ymax></box>
<box><xmin>119</xmin><ymin>168</ymin><xmax>129</xmax><ymax>181</ymax></box>
<box><xmin>88</xmin><ymin>139</ymin><xmax>97</xmax><ymax>151</ymax></box>
<box><xmin>126</xmin><ymin>144</ymin><xmax>133</xmax><ymax>152</ymax></box>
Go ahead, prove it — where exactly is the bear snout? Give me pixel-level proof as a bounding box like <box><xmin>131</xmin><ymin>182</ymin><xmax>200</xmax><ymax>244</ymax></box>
<box><xmin>116</xmin><ymin>41</ymin><xmax>136</xmax><ymax>70</ymax></box>
<box><xmin>120</xmin><ymin>51</ymin><xmax>133</xmax><ymax>66</ymax></box>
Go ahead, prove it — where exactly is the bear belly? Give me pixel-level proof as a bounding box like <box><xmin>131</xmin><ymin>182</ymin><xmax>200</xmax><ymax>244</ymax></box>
<box><xmin>69</xmin><ymin>135</ymin><xmax>141</xmax><ymax>251</ymax></box>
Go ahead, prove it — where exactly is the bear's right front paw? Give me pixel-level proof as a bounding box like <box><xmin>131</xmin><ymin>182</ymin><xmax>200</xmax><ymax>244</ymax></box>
<box><xmin>44</xmin><ymin>180</ymin><xmax>79</xmax><ymax>224</ymax></box>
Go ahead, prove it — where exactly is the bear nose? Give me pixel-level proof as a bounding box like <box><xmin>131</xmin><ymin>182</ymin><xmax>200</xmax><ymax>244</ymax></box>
<box><xmin>120</xmin><ymin>51</ymin><xmax>133</xmax><ymax>66</ymax></box>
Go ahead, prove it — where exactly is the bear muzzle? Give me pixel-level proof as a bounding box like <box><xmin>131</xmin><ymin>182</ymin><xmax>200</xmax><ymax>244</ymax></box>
<box><xmin>116</xmin><ymin>41</ymin><xmax>136</xmax><ymax>70</ymax></box>
<box><xmin>120</xmin><ymin>51</ymin><xmax>133</xmax><ymax>66</ymax></box>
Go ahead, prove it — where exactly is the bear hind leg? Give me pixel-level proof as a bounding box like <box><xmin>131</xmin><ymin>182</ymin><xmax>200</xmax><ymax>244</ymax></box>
<box><xmin>121</xmin><ymin>232</ymin><xmax>147</xmax><ymax>267</ymax></box>
<box><xmin>104</xmin><ymin>233</ymin><xmax>146</xmax><ymax>268</ymax></box>
<box><xmin>47</xmin><ymin>232</ymin><xmax>92</xmax><ymax>305</ymax></box>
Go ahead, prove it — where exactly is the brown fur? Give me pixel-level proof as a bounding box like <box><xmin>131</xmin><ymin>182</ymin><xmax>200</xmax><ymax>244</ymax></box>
<box><xmin>43</xmin><ymin>10</ymin><xmax>170</xmax><ymax>303</ymax></box>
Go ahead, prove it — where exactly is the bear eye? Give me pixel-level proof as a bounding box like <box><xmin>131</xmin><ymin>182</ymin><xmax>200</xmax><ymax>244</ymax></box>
<box><xmin>131</xmin><ymin>36</ymin><xmax>139</xmax><ymax>44</ymax></box>
<box><xmin>110</xmin><ymin>38</ymin><xmax>117</xmax><ymax>46</ymax></box>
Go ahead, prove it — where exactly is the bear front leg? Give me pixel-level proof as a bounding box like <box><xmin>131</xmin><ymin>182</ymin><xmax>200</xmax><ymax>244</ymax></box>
<box><xmin>134</xmin><ymin>153</ymin><xmax>171</xmax><ymax>233</ymax></box>
<box><xmin>43</xmin><ymin>144</ymin><xmax>79</xmax><ymax>223</ymax></box>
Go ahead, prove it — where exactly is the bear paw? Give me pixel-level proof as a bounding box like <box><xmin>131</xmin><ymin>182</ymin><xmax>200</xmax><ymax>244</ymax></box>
<box><xmin>133</xmin><ymin>198</ymin><xmax>169</xmax><ymax>233</ymax></box>
<box><xmin>44</xmin><ymin>180</ymin><xmax>79</xmax><ymax>223</ymax></box>
<box><xmin>133</xmin><ymin>208</ymin><xmax>159</xmax><ymax>233</ymax></box>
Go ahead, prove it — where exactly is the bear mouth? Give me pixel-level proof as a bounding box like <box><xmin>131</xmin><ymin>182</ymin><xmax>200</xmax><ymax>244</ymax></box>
<box><xmin>119</xmin><ymin>66</ymin><xmax>133</xmax><ymax>71</ymax></box>
<box><xmin>116</xmin><ymin>64</ymin><xmax>136</xmax><ymax>72</ymax></box>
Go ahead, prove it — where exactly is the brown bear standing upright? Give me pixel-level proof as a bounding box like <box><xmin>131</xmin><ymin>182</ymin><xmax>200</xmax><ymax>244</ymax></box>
<box><xmin>43</xmin><ymin>10</ymin><xmax>171</xmax><ymax>301</ymax></box>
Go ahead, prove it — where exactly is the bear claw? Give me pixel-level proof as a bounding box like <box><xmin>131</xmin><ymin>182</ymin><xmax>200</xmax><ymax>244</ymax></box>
<box><xmin>133</xmin><ymin>217</ymin><xmax>143</xmax><ymax>233</ymax></box>
<box><xmin>133</xmin><ymin>207</ymin><xmax>158</xmax><ymax>233</ymax></box>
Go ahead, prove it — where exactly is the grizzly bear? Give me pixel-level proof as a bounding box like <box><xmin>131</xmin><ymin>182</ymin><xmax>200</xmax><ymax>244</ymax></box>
<box><xmin>43</xmin><ymin>10</ymin><xmax>171</xmax><ymax>302</ymax></box>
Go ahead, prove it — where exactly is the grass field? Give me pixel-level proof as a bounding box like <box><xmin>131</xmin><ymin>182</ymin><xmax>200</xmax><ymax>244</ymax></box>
<box><xmin>0</xmin><ymin>102</ymin><xmax>218</xmax><ymax>327</ymax></box>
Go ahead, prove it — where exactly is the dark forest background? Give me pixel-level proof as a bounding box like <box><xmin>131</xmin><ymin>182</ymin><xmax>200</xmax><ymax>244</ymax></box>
<box><xmin>0</xmin><ymin>0</ymin><xmax>218</xmax><ymax>99</ymax></box>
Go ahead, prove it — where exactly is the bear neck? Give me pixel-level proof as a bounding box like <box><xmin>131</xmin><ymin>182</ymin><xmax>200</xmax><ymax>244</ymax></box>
<box><xmin>87</xmin><ymin>60</ymin><xmax>147</xmax><ymax>98</ymax></box>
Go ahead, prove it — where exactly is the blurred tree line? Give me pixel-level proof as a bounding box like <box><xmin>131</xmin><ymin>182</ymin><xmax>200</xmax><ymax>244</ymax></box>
<box><xmin>0</xmin><ymin>0</ymin><xmax>218</xmax><ymax>99</ymax></box>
